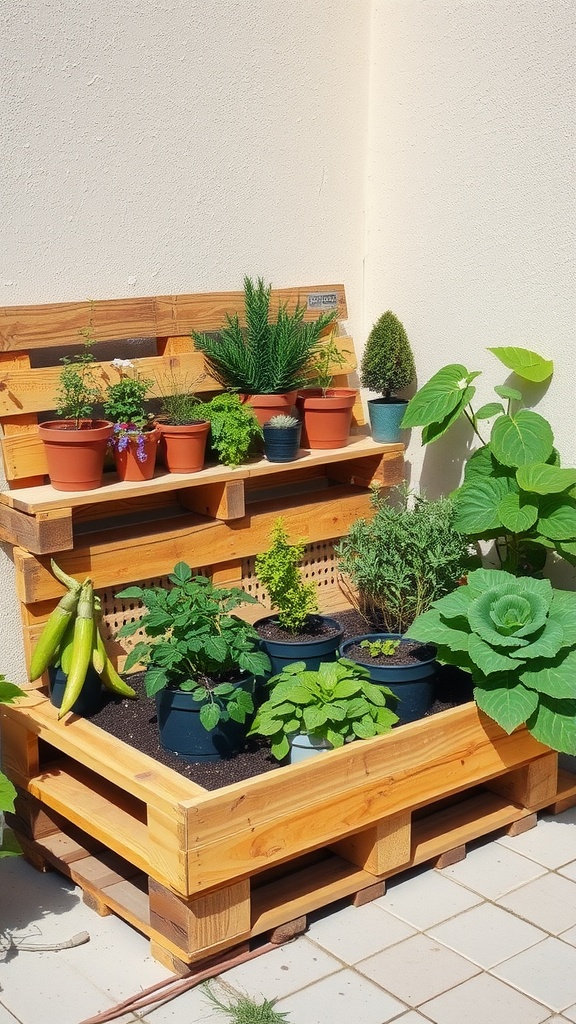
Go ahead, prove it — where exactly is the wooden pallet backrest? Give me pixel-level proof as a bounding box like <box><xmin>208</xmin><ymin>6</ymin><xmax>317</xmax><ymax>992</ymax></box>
<box><xmin>0</xmin><ymin>285</ymin><xmax>353</xmax><ymax>488</ymax></box>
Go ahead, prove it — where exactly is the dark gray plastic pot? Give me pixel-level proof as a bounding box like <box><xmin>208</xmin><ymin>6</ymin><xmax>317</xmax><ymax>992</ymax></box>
<box><xmin>154</xmin><ymin>677</ymin><xmax>255</xmax><ymax>763</ymax></box>
<box><xmin>340</xmin><ymin>633</ymin><xmax>437</xmax><ymax>724</ymax></box>
<box><xmin>49</xmin><ymin>665</ymin><xmax>103</xmax><ymax>718</ymax></box>
<box><xmin>255</xmin><ymin>615</ymin><xmax>344</xmax><ymax>675</ymax></box>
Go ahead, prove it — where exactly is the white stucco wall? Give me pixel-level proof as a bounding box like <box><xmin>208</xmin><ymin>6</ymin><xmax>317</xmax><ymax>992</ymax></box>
<box><xmin>365</xmin><ymin>0</ymin><xmax>575</xmax><ymax>512</ymax></box>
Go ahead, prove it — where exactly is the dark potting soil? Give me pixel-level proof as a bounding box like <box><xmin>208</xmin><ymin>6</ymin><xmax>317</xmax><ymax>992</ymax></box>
<box><xmin>344</xmin><ymin>639</ymin><xmax>436</xmax><ymax>668</ymax></box>
<box><xmin>86</xmin><ymin>609</ymin><xmax>473</xmax><ymax>791</ymax></box>
<box><xmin>255</xmin><ymin>614</ymin><xmax>342</xmax><ymax>644</ymax></box>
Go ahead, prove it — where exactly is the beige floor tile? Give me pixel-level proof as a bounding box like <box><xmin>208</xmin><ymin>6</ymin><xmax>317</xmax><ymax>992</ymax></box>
<box><xmin>222</xmin><ymin>937</ymin><xmax>341</xmax><ymax>1000</ymax></box>
<box><xmin>274</xmin><ymin>969</ymin><xmax>406</xmax><ymax>1024</ymax></box>
<box><xmin>493</xmin><ymin>936</ymin><xmax>576</xmax><ymax>1012</ymax></box>
<box><xmin>356</xmin><ymin>932</ymin><xmax>480</xmax><ymax>1006</ymax></box>
<box><xmin>497</xmin><ymin>873</ymin><xmax>576</xmax><ymax>935</ymax></box>
<box><xmin>441</xmin><ymin>840</ymin><xmax>546</xmax><ymax>899</ymax></box>
<box><xmin>375</xmin><ymin>866</ymin><xmax>481</xmax><ymax>929</ymax></box>
<box><xmin>497</xmin><ymin>811</ymin><xmax>576</xmax><ymax>869</ymax></box>
<box><xmin>307</xmin><ymin>902</ymin><xmax>416</xmax><ymax>963</ymax></box>
<box><xmin>420</xmin><ymin>972</ymin><xmax>550</xmax><ymax>1024</ymax></box>
<box><xmin>429</xmin><ymin>902</ymin><xmax>546</xmax><ymax>967</ymax></box>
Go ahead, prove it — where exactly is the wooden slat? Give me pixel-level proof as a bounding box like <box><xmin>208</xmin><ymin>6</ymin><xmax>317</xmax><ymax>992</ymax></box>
<box><xmin>0</xmin><ymin>504</ymin><xmax>73</xmax><ymax>554</ymax></box>
<box><xmin>14</xmin><ymin>486</ymin><xmax>375</xmax><ymax>602</ymax></box>
<box><xmin>181</xmin><ymin>706</ymin><xmax>550</xmax><ymax>892</ymax></box>
<box><xmin>0</xmin><ymin>286</ymin><xmax>347</xmax><ymax>352</ymax></box>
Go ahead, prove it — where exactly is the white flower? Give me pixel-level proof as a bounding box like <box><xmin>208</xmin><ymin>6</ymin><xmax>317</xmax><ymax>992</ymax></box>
<box><xmin>111</xmin><ymin>358</ymin><xmax>134</xmax><ymax>370</ymax></box>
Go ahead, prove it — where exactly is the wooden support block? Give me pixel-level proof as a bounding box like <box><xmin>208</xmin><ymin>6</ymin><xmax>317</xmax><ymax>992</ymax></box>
<box><xmin>268</xmin><ymin>916</ymin><xmax>307</xmax><ymax>944</ymax></box>
<box><xmin>505</xmin><ymin>813</ymin><xmax>538</xmax><ymax>837</ymax></box>
<box><xmin>149</xmin><ymin>877</ymin><xmax>251</xmax><ymax>958</ymax></box>
<box><xmin>17</xmin><ymin>834</ymin><xmax>53</xmax><ymax>873</ymax></box>
<box><xmin>7</xmin><ymin>789</ymin><xmax>62</xmax><ymax>840</ymax></box>
<box><xmin>351</xmin><ymin>880</ymin><xmax>386</xmax><ymax>907</ymax></box>
<box><xmin>330</xmin><ymin>812</ymin><xmax>412</xmax><ymax>875</ymax></box>
<box><xmin>0</xmin><ymin>717</ymin><xmax>40</xmax><ymax>784</ymax></box>
<box><xmin>433</xmin><ymin>845</ymin><xmax>467</xmax><ymax>869</ymax></box>
<box><xmin>326</xmin><ymin>447</ymin><xmax>404</xmax><ymax>489</ymax></box>
<box><xmin>83</xmin><ymin>889</ymin><xmax>112</xmax><ymax>917</ymax></box>
<box><xmin>179</xmin><ymin>480</ymin><xmax>245</xmax><ymax>521</ymax></box>
<box><xmin>0</xmin><ymin>504</ymin><xmax>73</xmax><ymax>553</ymax></box>
<box><xmin>149</xmin><ymin>940</ymin><xmax>194</xmax><ymax>976</ymax></box>
<box><xmin>485</xmin><ymin>752</ymin><xmax>558</xmax><ymax>809</ymax></box>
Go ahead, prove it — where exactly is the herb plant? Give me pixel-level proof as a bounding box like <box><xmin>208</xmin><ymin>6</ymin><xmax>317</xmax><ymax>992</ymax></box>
<box><xmin>55</xmin><ymin>329</ymin><xmax>103</xmax><ymax>427</ymax></box>
<box><xmin>336</xmin><ymin>484</ymin><xmax>474</xmax><ymax>634</ymax></box>
<box><xmin>255</xmin><ymin>518</ymin><xmax>319</xmax><ymax>633</ymax></box>
<box><xmin>192</xmin><ymin>276</ymin><xmax>338</xmax><ymax>394</ymax></box>
<box><xmin>116</xmin><ymin>564</ymin><xmax>270</xmax><ymax>732</ymax></box>
<box><xmin>360</xmin><ymin>311</ymin><xmax>415</xmax><ymax>398</ymax></box>
<box><xmin>195</xmin><ymin>393</ymin><xmax>263</xmax><ymax>466</ymax></box>
<box><xmin>360</xmin><ymin>638</ymin><xmax>401</xmax><ymax>657</ymax></box>
<box><xmin>406</xmin><ymin>567</ymin><xmax>576</xmax><ymax>754</ymax></box>
<box><xmin>306</xmin><ymin>332</ymin><xmax>351</xmax><ymax>395</ymax></box>
<box><xmin>265</xmin><ymin>414</ymin><xmax>299</xmax><ymax>429</ymax></box>
<box><xmin>103</xmin><ymin>359</ymin><xmax>155</xmax><ymax>460</ymax></box>
<box><xmin>249</xmin><ymin>659</ymin><xmax>399</xmax><ymax>761</ymax></box>
<box><xmin>159</xmin><ymin>391</ymin><xmax>206</xmax><ymax>426</ymax></box>
<box><xmin>401</xmin><ymin>346</ymin><xmax>576</xmax><ymax>574</ymax></box>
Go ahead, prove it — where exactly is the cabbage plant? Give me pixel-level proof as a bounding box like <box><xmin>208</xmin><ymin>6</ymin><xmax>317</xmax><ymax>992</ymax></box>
<box><xmin>406</xmin><ymin>568</ymin><xmax>576</xmax><ymax>754</ymax></box>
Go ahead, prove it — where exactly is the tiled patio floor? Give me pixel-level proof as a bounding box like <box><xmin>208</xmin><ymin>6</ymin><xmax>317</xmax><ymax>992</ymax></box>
<box><xmin>1</xmin><ymin>806</ymin><xmax>575</xmax><ymax>1024</ymax></box>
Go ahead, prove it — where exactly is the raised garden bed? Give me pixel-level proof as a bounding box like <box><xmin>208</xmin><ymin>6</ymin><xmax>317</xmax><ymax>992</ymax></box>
<box><xmin>3</xmin><ymin>682</ymin><xmax>574</xmax><ymax>974</ymax></box>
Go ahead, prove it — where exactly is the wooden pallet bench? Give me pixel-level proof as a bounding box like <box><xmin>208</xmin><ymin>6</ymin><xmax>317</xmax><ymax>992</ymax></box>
<box><xmin>3</xmin><ymin>690</ymin><xmax>575</xmax><ymax>973</ymax></box>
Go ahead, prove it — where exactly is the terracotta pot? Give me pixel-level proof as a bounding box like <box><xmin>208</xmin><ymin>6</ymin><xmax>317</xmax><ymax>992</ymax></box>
<box><xmin>239</xmin><ymin>392</ymin><xmax>298</xmax><ymax>427</ymax></box>
<box><xmin>156</xmin><ymin>420</ymin><xmax>210</xmax><ymax>473</ymax></box>
<box><xmin>38</xmin><ymin>419</ymin><xmax>113</xmax><ymax>491</ymax></box>
<box><xmin>296</xmin><ymin>388</ymin><xmax>356</xmax><ymax>449</ymax></box>
<box><xmin>113</xmin><ymin>428</ymin><xmax>160</xmax><ymax>482</ymax></box>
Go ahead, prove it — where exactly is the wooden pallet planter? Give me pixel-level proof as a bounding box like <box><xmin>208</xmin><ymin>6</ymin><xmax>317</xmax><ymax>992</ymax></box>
<box><xmin>3</xmin><ymin>691</ymin><xmax>575</xmax><ymax>973</ymax></box>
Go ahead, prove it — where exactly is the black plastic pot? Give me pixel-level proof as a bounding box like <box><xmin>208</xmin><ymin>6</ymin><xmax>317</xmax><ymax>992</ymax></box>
<box><xmin>154</xmin><ymin>677</ymin><xmax>255</xmax><ymax>763</ymax></box>
<box><xmin>256</xmin><ymin>615</ymin><xmax>344</xmax><ymax>675</ymax></box>
<box><xmin>48</xmin><ymin>665</ymin><xmax>104</xmax><ymax>718</ymax></box>
<box><xmin>340</xmin><ymin>633</ymin><xmax>437</xmax><ymax>724</ymax></box>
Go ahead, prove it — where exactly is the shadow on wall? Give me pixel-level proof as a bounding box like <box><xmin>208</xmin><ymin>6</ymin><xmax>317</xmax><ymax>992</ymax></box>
<box><xmin>409</xmin><ymin>414</ymin><xmax>476</xmax><ymax>500</ymax></box>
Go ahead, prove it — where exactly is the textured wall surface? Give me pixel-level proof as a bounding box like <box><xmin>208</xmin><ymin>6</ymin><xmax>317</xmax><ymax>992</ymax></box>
<box><xmin>365</xmin><ymin>0</ymin><xmax>575</xmax><ymax>525</ymax></box>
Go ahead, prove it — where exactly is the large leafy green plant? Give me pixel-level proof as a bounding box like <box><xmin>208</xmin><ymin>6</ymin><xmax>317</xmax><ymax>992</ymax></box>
<box><xmin>401</xmin><ymin>347</ymin><xmax>576</xmax><ymax>574</ymax></box>
<box><xmin>406</xmin><ymin>568</ymin><xmax>576</xmax><ymax>754</ymax></box>
<box><xmin>192</xmin><ymin>276</ymin><xmax>338</xmax><ymax>394</ymax></box>
<box><xmin>336</xmin><ymin>485</ymin><xmax>474</xmax><ymax>633</ymax></box>
<box><xmin>116</xmin><ymin>564</ymin><xmax>270</xmax><ymax>731</ymax></box>
<box><xmin>249</xmin><ymin>659</ymin><xmax>399</xmax><ymax>761</ymax></box>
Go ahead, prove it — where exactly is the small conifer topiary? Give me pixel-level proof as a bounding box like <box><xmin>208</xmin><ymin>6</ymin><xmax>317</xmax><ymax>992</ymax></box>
<box><xmin>360</xmin><ymin>311</ymin><xmax>415</xmax><ymax>399</ymax></box>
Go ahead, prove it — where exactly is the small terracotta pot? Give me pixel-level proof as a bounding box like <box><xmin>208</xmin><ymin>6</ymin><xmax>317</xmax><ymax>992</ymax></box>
<box><xmin>296</xmin><ymin>389</ymin><xmax>356</xmax><ymax>449</ymax></box>
<box><xmin>239</xmin><ymin>392</ymin><xmax>298</xmax><ymax>427</ymax></box>
<box><xmin>38</xmin><ymin>419</ymin><xmax>113</xmax><ymax>491</ymax></box>
<box><xmin>156</xmin><ymin>420</ymin><xmax>210</xmax><ymax>473</ymax></box>
<box><xmin>113</xmin><ymin>428</ymin><xmax>160</xmax><ymax>482</ymax></box>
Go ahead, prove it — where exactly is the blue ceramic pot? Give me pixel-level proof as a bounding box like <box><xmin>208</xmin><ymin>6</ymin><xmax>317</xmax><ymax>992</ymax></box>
<box><xmin>340</xmin><ymin>633</ymin><xmax>437</xmax><ymax>724</ymax></box>
<box><xmin>367</xmin><ymin>398</ymin><xmax>408</xmax><ymax>443</ymax></box>
<box><xmin>262</xmin><ymin>423</ymin><xmax>302</xmax><ymax>463</ymax></box>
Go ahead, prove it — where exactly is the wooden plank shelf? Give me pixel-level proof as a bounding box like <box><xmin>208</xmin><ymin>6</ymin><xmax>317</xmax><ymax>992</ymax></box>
<box><xmin>3</xmin><ymin>690</ymin><xmax>574</xmax><ymax>973</ymax></box>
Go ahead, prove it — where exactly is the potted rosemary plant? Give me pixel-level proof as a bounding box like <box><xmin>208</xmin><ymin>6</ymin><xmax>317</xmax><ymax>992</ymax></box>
<box><xmin>192</xmin><ymin>276</ymin><xmax>338</xmax><ymax>425</ymax></box>
<box><xmin>337</xmin><ymin>485</ymin><xmax>474</xmax><ymax>722</ymax></box>
<box><xmin>103</xmin><ymin>359</ymin><xmax>159</xmax><ymax>481</ymax></box>
<box><xmin>38</xmin><ymin>329</ymin><xmax>113</xmax><ymax>491</ymax></box>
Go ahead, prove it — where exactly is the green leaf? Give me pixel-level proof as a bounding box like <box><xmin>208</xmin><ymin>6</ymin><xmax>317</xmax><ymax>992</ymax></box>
<box><xmin>488</xmin><ymin>347</ymin><xmax>553</xmax><ymax>383</ymax></box>
<box><xmin>303</xmin><ymin>706</ymin><xmax>329</xmax><ymax>731</ymax></box>
<box><xmin>421</xmin><ymin>386</ymin><xmax>476</xmax><ymax>444</ymax></box>
<box><xmin>538</xmin><ymin>495</ymin><xmax>576</xmax><ymax>541</ymax></box>
<box><xmin>476</xmin><ymin>402</ymin><xmax>504</xmax><ymax>420</ymax></box>
<box><xmin>401</xmin><ymin>364</ymin><xmax>476</xmax><ymax>428</ymax></box>
<box><xmin>498</xmin><ymin>492</ymin><xmax>539</xmax><ymax>533</ymax></box>
<box><xmin>353</xmin><ymin>718</ymin><xmax>377</xmax><ymax>739</ymax></box>
<box><xmin>548</xmin><ymin>590</ymin><xmax>576</xmax><ymax>644</ymax></box>
<box><xmin>468</xmin><ymin>634</ymin><xmax>515</xmax><ymax>675</ymax></box>
<box><xmin>462</xmin><ymin>445</ymin><xmax>500</xmax><ymax>480</ymax></box>
<box><xmin>0</xmin><ymin>827</ymin><xmax>21</xmax><ymax>857</ymax></box>
<box><xmin>114</xmin><ymin>586</ymin><xmax>144</xmax><ymax>599</ymax></box>
<box><xmin>0</xmin><ymin>681</ymin><xmax>24</xmax><ymax>704</ymax></box>
<box><xmin>509</xmin><ymin>619</ymin><xmax>564</xmax><ymax>661</ymax></box>
<box><xmin>429</xmin><ymin>587</ymin><xmax>473</xmax><ymax>619</ymax></box>
<box><xmin>494</xmin><ymin>384</ymin><xmax>523</xmax><ymax>401</ymax></box>
<box><xmin>170</xmin><ymin>561</ymin><xmax>192</xmax><ymax>584</ymax></box>
<box><xmin>407</xmin><ymin>610</ymin><xmax>470</xmax><ymax>652</ymax></box>
<box><xmin>490</xmin><ymin>411</ymin><xmax>554</xmax><ymax>468</ymax></box>
<box><xmin>271</xmin><ymin>734</ymin><xmax>291</xmax><ymax>760</ymax></box>
<box><xmin>0</xmin><ymin>772</ymin><xmax>17</xmax><ymax>813</ymax></box>
<box><xmin>527</xmin><ymin>697</ymin><xmax>576</xmax><ymax>754</ymax></box>
<box><xmin>144</xmin><ymin>667</ymin><xmax>168</xmax><ymax>696</ymax></box>
<box><xmin>454</xmin><ymin>476</ymin><xmax>515</xmax><ymax>534</ymax></box>
<box><xmin>474</xmin><ymin>677</ymin><xmax>538</xmax><ymax>733</ymax></box>
<box><xmin>200</xmin><ymin>703</ymin><xmax>221</xmax><ymax>731</ymax></box>
<box><xmin>521</xmin><ymin>648</ymin><xmax>576</xmax><ymax>699</ymax></box>
<box><xmin>516</xmin><ymin>463</ymin><xmax>576</xmax><ymax>495</ymax></box>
